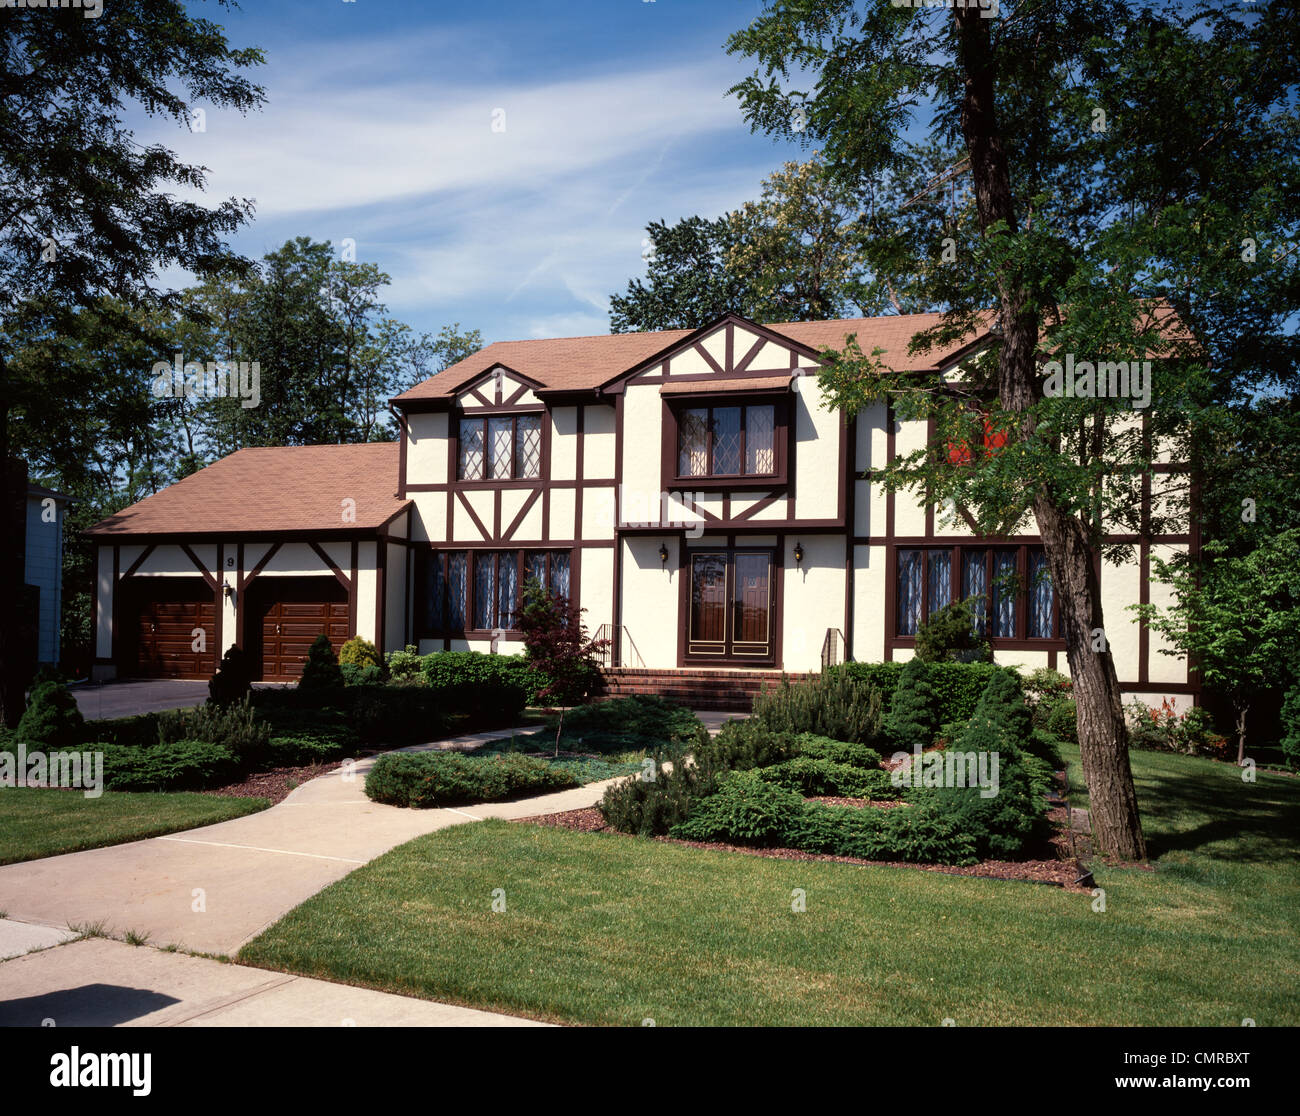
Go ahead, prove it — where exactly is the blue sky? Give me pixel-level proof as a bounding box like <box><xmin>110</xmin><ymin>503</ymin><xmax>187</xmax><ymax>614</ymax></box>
<box><xmin>149</xmin><ymin>0</ymin><xmax>805</xmax><ymax>345</ymax></box>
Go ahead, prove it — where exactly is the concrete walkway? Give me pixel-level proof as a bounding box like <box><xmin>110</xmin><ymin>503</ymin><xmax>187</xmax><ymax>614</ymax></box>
<box><xmin>0</xmin><ymin>937</ymin><xmax>546</xmax><ymax>1027</ymax></box>
<box><xmin>0</xmin><ymin>727</ymin><xmax>618</xmax><ymax>957</ymax></box>
<box><xmin>0</xmin><ymin>727</ymin><xmax>621</xmax><ymax>1026</ymax></box>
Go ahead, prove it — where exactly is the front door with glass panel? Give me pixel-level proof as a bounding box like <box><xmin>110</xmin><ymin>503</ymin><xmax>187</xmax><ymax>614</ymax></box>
<box><xmin>687</xmin><ymin>550</ymin><xmax>775</xmax><ymax>663</ymax></box>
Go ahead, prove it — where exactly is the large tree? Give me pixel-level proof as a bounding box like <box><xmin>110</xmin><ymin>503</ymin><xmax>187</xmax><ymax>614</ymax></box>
<box><xmin>0</xmin><ymin>0</ymin><xmax>266</xmax><ymax>724</ymax></box>
<box><xmin>727</xmin><ymin>0</ymin><xmax>1299</xmax><ymax>858</ymax></box>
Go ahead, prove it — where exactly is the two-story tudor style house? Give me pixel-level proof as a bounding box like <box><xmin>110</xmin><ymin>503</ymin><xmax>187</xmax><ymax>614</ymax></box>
<box><xmin>86</xmin><ymin>311</ymin><xmax>1198</xmax><ymax>710</ymax></box>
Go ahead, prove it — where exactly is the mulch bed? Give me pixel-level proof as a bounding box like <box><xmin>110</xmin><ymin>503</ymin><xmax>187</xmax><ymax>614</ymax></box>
<box><xmin>515</xmin><ymin>792</ymin><xmax>1096</xmax><ymax>891</ymax></box>
<box><xmin>203</xmin><ymin>762</ymin><xmax>347</xmax><ymax>806</ymax></box>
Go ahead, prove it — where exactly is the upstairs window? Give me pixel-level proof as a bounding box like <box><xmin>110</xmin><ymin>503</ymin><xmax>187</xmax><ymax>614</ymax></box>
<box><xmin>458</xmin><ymin>414</ymin><xmax>542</xmax><ymax>480</ymax></box>
<box><xmin>676</xmin><ymin>403</ymin><xmax>778</xmax><ymax>479</ymax></box>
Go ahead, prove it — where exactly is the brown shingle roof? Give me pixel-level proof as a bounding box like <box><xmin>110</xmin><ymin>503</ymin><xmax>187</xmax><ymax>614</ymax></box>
<box><xmin>392</xmin><ymin>312</ymin><xmax>991</xmax><ymax>403</ymax></box>
<box><xmin>660</xmin><ymin>374</ymin><xmax>792</xmax><ymax>394</ymax></box>
<box><xmin>86</xmin><ymin>443</ymin><xmax>408</xmax><ymax>537</ymax></box>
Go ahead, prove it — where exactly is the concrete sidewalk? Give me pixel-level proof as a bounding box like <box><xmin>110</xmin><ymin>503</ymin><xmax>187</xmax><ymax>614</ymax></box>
<box><xmin>0</xmin><ymin>937</ymin><xmax>547</xmax><ymax>1027</ymax></box>
<box><xmin>0</xmin><ymin>728</ymin><xmax>622</xmax><ymax>957</ymax></box>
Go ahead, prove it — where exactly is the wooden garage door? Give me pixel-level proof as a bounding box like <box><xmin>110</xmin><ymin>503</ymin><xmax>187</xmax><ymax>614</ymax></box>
<box><xmin>253</xmin><ymin>578</ymin><xmax>350</xmax><ymax>681</ymax></box>
<box><xmin>128</xmin><ymin>579</ymin><xmax>217</xmax><ymax>679</ymax></box>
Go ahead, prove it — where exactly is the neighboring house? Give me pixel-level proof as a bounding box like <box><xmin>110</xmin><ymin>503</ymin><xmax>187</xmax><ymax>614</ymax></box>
<box><xmin>25</xmin><ymin>481</ymin><xmax>72</xmax><ymax>670</ymax></box>
<box><xmin>85</xmin><ymin>311</ymin><xmax>1197</xmax><ymax>711</ymax></box>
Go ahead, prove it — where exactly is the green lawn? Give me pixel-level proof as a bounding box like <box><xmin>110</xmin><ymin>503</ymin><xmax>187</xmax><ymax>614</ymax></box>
<box><xmin>0</xmin><ymin>789</ymin><xmax>270</xmax><ymax>866</ymax></box>
<box><xmin>237</xmin><ymin>746</ymin><xmax>1300</xmax><ymax>1026</ymax></box>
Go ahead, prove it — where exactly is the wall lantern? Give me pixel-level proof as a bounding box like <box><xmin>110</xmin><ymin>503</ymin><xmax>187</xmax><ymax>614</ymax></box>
<box><xmin>794</xmin><ymin>542</ymin><xmax>805</xmax><ymax>567</ymax></box>
<box><xmin>659</xmin><ymin>543</ymin><xmax>669</xmax><ymax>568</ymax></box>
<box><xmin>222</xmin><ymin>579</ymin><xmax>234</xmax><ymax>600</ymax></box>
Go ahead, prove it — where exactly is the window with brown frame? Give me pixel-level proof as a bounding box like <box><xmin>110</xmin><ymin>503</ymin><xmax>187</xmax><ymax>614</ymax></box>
<box><xmin>665</xmin><ymin>398</ymin><xmax>788</xmax><ymax>486</ymax></box>
<box><xmin>416</xmin><ymin>549</ymin><xmax>571</xmax><ymax>637</ymax></box>
<box><xmin>895</xmin><ymin>545</ymin><xmax>1060</xmax><ymax>640</ymax></box>
<box><xmin>457</xmin><ymin>413</ymin><xmax>542</xmax><ymax>480</ymax></box>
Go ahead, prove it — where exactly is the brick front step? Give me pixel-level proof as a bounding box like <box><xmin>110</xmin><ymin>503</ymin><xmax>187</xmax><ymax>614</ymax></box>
<box><xmin>600</xmin><ymin>668</ymin><xmax>812</xmax><ymax>712</ymax></box>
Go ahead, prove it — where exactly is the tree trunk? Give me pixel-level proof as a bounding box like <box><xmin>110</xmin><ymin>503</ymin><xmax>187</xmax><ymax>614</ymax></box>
<box><xmin>1234</xmin><ymin>702</ymin><xmax>1249</xmax><ymax>766</ymax></box>
<box><xmin>954</xmin><ymin>9</ymin><xmax>1146</xmax><ymax>859</ymax></box>
<box><xmin>1034</xmin><ymin>495</ymin><xmax>1147</xmax><ymax>859</ymax></box>
<box><xmin>0</xmin><ymin>352</ymin><xmax>25</xmax><ymax>728</ymax></box>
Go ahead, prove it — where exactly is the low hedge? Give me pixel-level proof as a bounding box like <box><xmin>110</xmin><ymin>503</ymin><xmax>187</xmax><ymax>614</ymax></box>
<box><xmin>365</xmin><ymin>750</ymin><xmax>577</xmax><ymax>808</ymax></box>
<box><xmin>81</xmin><ymin>712</ymin><xmax>161</xmax><ymax>750</ymax></box>
<box><xmin>251</xmin><ymin>686</ymin><xmax>451</xmax><ymax>745</ymax></box>
<box><xmin>423</xmin><ymin>652</ymin><xmax>540</xmax><ymax>722</ymax></box>
<box><xmin>98</xmin><ymin>739</ymin><xmax>239</xmax><ymax>791</ymax></box>
<box><xmin>832</xmin><ymin>661</ymin><xmax>1015</xmax><ymax>725</ymax></box>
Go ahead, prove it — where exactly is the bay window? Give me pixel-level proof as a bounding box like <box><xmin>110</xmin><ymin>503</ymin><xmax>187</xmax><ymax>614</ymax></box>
<box><xmin>417</xmin><ymin>549</ymin><xmax>572</xmax><ymax>636</ymax></box>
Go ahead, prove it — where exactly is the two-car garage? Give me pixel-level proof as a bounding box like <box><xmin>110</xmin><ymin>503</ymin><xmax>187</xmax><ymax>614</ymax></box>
<box><xmin>117</xmin><ymin>575</ymin><xmax>350</xmax><ymax>682</ymax></box>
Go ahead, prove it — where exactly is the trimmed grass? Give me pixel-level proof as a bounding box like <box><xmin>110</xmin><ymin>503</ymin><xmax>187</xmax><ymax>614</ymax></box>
<box><xmin>238</xmin><ymin>746</ymin><xmax>1300</xmax><ymax>1026</ymax></box>
<box><xmin>0</xmin><ymin>789</ymin><xmax>270</xmax><ymax>865</ymax></box>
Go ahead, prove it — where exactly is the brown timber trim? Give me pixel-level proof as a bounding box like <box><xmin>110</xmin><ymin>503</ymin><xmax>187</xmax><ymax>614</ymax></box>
<box><xmin>308</xmin><ymin>541</ymin><xmax>352</xmax><ymax>592</ymax></box>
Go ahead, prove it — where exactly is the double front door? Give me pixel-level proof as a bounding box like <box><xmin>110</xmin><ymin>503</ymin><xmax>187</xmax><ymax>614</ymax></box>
<box><xmin>686</xmin><ymin>549</ymin><xmax>775</xmax><ymax>663</ymax></box>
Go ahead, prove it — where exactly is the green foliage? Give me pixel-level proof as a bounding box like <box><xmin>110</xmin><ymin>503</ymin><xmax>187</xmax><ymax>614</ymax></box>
<box><xmin>267</xmin><ymin>734</ymin><xmax>346</xmax><ymax>766</ymax></box>
<box><xmin>364</xmin><ymin>751</ymin><xmax>577</xmax><ymax>808</ymax></box>
<box><xmin>598</xmin><ymin>751</ymin><xmax>700</xmax><ymax>837</ymax></box>
<box><xmin>208</xmin><ymin>645</ymin><xmax>253</xmax><ymax>706</ymax></box>
<box><xmin>913</xmin><ymin>600</ymin><xmax>992</xmax><ymax>664</ymax></box>
<box><xmin>157</xmin><ymin>697</ymin><xmax>271</xmax><ymax>767</ymax></box>
<box><xmin>671</xmin><ymin>771</ymin><xmax>805</xmax><ymax>846</ymax></box>
<box><xmin>885</xmin><ymin>658</ymin><xmax>938</xmax><ymax>753</ymax></box>
<box><xmin>344</xmin><ymin>686</ymin><xmax>451</xmax><ymax>745</ymax></box>
<box><xmin>790</xmin><ymin>734</ymin><xmax>883</xmax><ymax>769</ymax></box>
<box><xmin>757</xmin><ymin>757</ymin><xmax>898</xmax><ymax>800</ymax></box>
<box><xmin>16</xmin><ymin>682</ymin><xmax>85</xmax><ymax>749</ymax></box>
<box><xmin>384</xmin><ymin>645</ymin><xmax>429</xmax><ymax>686</ymax></box>
<box><xmin>1281</xmin><ymin>681</ymin><xmax>1300</xmax><ymax>772</ymax></box>
<box><xmin>340</xmin><ymin>663</ymin><xmax>385</xmax><ymax>687</ymax></box>
<box><xmin>750</xmin><ymin>671</ymin><xmax>885</xmax><ymax>745</ymax></box>
<box><xmin>100</xmin><ymin>739</ymin><xmax>239</xmax><ymax>791</ymax></box>
<box><xmin>694</xmin><ymin>719</ymin><xmax>800</xmax><ymax>781</ymax></box>
<box><xmin>423</xmin><ymin>651</ymin><xmax>536</xmax><ymax>723</ymax></box>
<box><xmin>299</xmin><ymin>635</ymin><xmax>345</xmax><ymax>692</ymax></box>
<box><xmin>835</xmin><ymin>661</ymin><xmax>1008</xmax><ymax>726</ymax></box>
<box><xmin>1045</xmin><ymin>700</ymin><xmax>1079</xmax><ymax>746</ymax></box>
<box><xmin>1124</xmin><ymin>698</ymin><xmax>1230</xmax><ymax>760</ymax></box>
<box><xmin>922</xmin><ymin>672</ymin><xmax>1047</xmax><ymax>860</ymax></box>
<box><xmin>338</xmin><ymin>637</ymin><xmax>383</xmax><ymax>669</ymax></box>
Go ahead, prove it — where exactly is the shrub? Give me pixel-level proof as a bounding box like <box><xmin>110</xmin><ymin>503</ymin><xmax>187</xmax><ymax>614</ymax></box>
<box><xmin>914</xmin><ymin>599</ymin><xmax>992</xmax><ymax>663</ymax></box>
<box><xmin>886</xmin><ymin>658</ymin><xmax>938</xmax><ymax>753</ymax></box>
<box><xmin>423</xmin><ymin>651</ymin><xmax>536</xmax><ymax>722</ymax></box>
<box><xmin>694</xmin><ymin>719</ymin><xmax>800</xmax><ymax>780</ymax></box>
<box><xmin>385</xmin><ymin>645</ymin><xmax>429</xmax><ymax>686</ymax></box>
<box><xmin>100</xmin><ymin>739</ymin><xmax>238</xmax><ymax>791</ymax></box>
<box><xmin>338</xmin><ymin>636</ymin><xmax>383</xmax><ymax>670</ymax></box>
<box><xmin>670</xmin><ymin>770</ymin><xmax>805</xmax><ymax>846</ymax></box>
<box><xmin>209</xmin><ymin>645</ymin><xmax>254</xmax><ymax>706</ymax></box>
<box><xmin>790</xmin><ymin>734</ymin><xmax>883</xmax><ymax>769</ymax></box>
<box><xmin>517</xmin><ymin>579</ymin><xmax>606</xmax><ymax>707</ymax></box>
<box><xmin>345</xmin><ymin>685</ymin><xmax>451</xmax><ymax>745</ymax></box>
<box><xmin>781</xmin><ymin>801</ymin><xmax>979</xmax><ymax>865</ymax></box>
<box><xmin>80</xmin><ymin>712</ymin><xmax>160</xmax><ymax>750</ymax></box>
<box><xmin>750</xmin><ymin>671</ymin><xmax>885</xmax><ymax>745</ymax></box>
<box><xmin>757</xmin><ymin>756</ymin><xmax>899</xmax><ymax>799</ymax></box>
<box><xmin>599</xmin><ymin>750</ymin><xmax>699</xmax><ymax>836</ymax></box>
<box><xmin>921</xmin><ymin>671</ymin><xmax>1047</xmax><ymax>859</ymax></box>
<box><xmin>364</xmin><ymin>750</ymin><xmax>577</xmax><ymax>807</ymax></box>
<box><xmin>340</xmin><ymin>663</ymin><xmax>385</xmax><ymax>687</ymax></box>
<box><xmin>157</xmin><ymin>696</ymin><xmax>271</xmax><ymax>767</ymax></box>
<box><xmin>267</xmin><ymin>734</ymin><xmax>347</xmax><ymax>765</ymax></box>
<box><xmin>299</xmin><ymin>635</ymin><xmax>345</xmax><ymax>691</ymax></box>
<box><xmin>16</xmin><ymin>681</ymin><xmax>84</xmax><ymax>749</ymax></box>
<box><xmin>1282</xmin><ymin>679</ymin><xmax>1300</xmax><ymax>771</ymax></box>
<box><xmin>1125</xmin><ymin>698</ymin><xmax>1229</xmax><ymax>759</ymax></box>
<box><xmin>835</xmin><ymin>660</ymin><xmax>1008</xmax><ymax>725</ymax></box>
<box><xmin>1045</xmin><ymin>698</ymin><xmax>1078</xmax><ymax>745</ymax></box>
